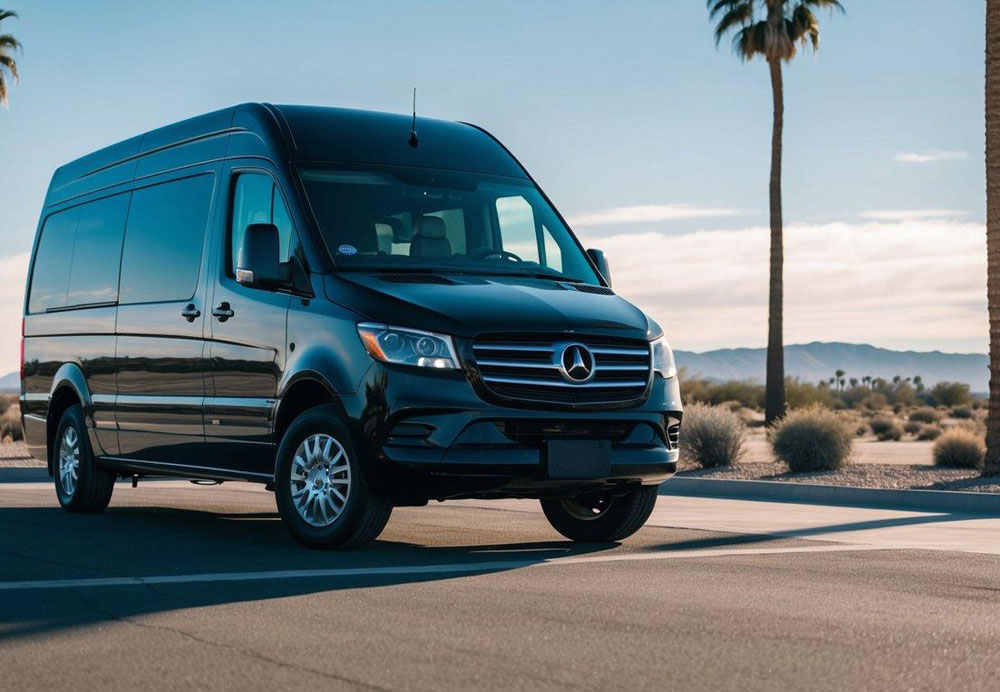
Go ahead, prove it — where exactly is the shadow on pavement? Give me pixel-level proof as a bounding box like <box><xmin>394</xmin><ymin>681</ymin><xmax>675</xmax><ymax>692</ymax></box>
<box><xmin>0</xmin><ymin>502</ymin><xmax>616</xmax><ymax>644</ymax></box>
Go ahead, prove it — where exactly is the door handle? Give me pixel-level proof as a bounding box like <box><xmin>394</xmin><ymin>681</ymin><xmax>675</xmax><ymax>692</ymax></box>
<box><xmin>180</xmin><ymin>304</ymin><xmax>201</xmax><ymax>322</ymax></box>
<box><xmin>212</xmin><ymin>302</ymin><xmax>235</xmax><ymax>322</ymax></box>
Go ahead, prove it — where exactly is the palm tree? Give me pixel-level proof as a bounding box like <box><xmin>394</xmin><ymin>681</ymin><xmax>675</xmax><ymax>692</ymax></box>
<box><xmin>835</xmin><ymin>369</ymin><xmax>845</xmax><ymax>391</ymax></box>
<box><xmin>709</xmin><ymin>0</ymin><xmax>844</xmax><ymax>425</ymax></box>
<box><xmin>0</xmin><ymin>9</ymin><xmax>20</xmax><ymax>108</ymax></box>
<box><xmin>985</xmin><ymin>0</ymin><xmax>1000</xmax><ymax>477</ymax></box>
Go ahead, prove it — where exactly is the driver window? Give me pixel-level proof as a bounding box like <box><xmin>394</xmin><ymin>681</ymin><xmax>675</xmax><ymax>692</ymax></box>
<box><xmin>495</xmin><ymin>196</ymin><xmax>540</xmax><ymax>263</ymax></box>
<box><xmin>229</xmin><ymin>173</ymin><xmax>296</xmax><ymax>275</ymax></box>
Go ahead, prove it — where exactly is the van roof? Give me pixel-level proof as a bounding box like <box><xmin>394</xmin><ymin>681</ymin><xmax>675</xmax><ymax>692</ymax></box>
<box><xmin>46</xmin><ymin>103</ymin><xmax>529</xmax><ymax>207</ymax></box>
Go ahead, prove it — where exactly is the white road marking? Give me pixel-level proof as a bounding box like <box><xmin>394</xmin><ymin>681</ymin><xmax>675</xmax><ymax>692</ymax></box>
<box><xmin>0</xmin><ymin>544</ymin><xmax>885</xmax><ymax>592</ymax></box>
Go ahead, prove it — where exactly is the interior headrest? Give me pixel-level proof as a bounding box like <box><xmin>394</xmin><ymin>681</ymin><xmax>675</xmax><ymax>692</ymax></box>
<box><xmin>415</xmin><ymin>216</ymin><xmax>447</xmax><ymax>240</ymax></box>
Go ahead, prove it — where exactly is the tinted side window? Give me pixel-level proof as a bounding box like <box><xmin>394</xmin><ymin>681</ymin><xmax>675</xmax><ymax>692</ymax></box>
<box><xmin>28</xmin><ymin>207</ymin><xmax>79</xmax><ymax>313</ymax></box>
<box><xmin>66</xmin><ymin>193</ymin><xmax>129</xmax><ymax>307</ymax></box>
<box><xmin>120</xmin><ymin>175</ymin><xmax>214</xmax><ymax>304</ymax></box>
<box><xmin>229</xmin><ymin>173</ymin><xmax>295</xmax><ymax>274</ymax></box>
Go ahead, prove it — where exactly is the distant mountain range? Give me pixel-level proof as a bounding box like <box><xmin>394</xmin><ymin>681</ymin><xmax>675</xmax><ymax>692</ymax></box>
<box><xmin>0</xmin><ymin>371</ymin><xmax>18</xmax><ymax>393</ymax></box>
<box><xmin>675</xmin><ymin>342</ymin><xmax>989</xmax><ymax>392</ymax></box>
<box><xmin>0</xmin><ymin>342</ymin><xmax>990</xmax><ymax>395</ymax></box>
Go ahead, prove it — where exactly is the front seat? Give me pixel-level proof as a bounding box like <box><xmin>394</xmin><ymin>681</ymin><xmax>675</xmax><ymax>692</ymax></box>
<box><xmin>409</xmin><ymin>216</ymin><xmax>452</xmax><ymax>259</ymax></box>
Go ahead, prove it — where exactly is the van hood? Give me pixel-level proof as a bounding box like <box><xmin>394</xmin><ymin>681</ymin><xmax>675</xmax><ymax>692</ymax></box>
<box><xmin>325</xmin><ymin>273</ymin><xmax>653</xmax><ymax>340</ymax></box>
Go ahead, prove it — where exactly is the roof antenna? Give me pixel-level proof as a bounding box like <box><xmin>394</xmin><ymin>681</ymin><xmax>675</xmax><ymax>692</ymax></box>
<box><xmin>408</xmin><ymin>87</ymin><xmax>419</xmax><ymax>148</ymax></box>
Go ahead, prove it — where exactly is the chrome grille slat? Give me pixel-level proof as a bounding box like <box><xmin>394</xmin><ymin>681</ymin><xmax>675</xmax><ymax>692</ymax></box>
<box><xmin>476</xmin><ymin>359</ymin><xmax>559</xmax><ymax>369</ymax></box>
<box><xmin>482</xmin><ymin>376</ymin><xmax>649</xmax><ymax>389</ymax></box>
<box><xmin>472</xmin><ymin>334</ymin><xmax>652</xmax><ymax>405</ymax></box>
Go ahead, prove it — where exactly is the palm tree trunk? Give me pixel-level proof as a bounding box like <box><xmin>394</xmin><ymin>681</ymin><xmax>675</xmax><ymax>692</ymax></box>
<box><xmin>764</xmin><ymin>57</ymin><xmax>786</xmax><ymax>426</ymax></box>
<box><xmin>985</xmin><ymin>0</ymin><xmax>1000</xmax><ymax>476</ymax></box>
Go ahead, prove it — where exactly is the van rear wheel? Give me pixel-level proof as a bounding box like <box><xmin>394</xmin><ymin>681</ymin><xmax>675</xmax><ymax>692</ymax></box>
<box><xmin>540</xmin><ymin>485</ymin><xmax>658</xmax><ymax>542</ymax></box>
<box><xmin>54</xmin><ymin>404</ymin><xmax>116</xmax><ymax>513</ymax></box>
<box><xmin>274</xmin><ymin>405</ymin><xmax>392</xmax><ymax>550</ymax></box>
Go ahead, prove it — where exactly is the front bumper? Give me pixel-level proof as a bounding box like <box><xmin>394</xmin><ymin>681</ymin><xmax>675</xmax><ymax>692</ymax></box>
<box><xmin>342</xmin><ymin>364</ymin><xmax>682</xmax><ymax>501</ymax></box>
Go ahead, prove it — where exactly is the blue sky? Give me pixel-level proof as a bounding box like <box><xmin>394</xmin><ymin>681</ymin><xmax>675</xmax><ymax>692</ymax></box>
<box><xmin>0</xmin><ymin>0</ymin><xmax>988</xmax><ymax>373</ymax></box>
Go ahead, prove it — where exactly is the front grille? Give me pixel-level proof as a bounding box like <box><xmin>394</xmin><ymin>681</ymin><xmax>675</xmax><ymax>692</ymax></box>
<box><xmin>471</xmin><ymin>333</ymin><xmax>652</xmax><ymax>405</ymax></box>
<box><xmin>496</xmin><ymin>420</ymin><xmax>635</xmax><ymax>445</ymax></box>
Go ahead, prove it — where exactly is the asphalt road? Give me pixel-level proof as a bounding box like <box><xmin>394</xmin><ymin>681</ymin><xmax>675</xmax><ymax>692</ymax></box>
<box><xmin>1</xmin><ymin>471</ymin><xmax>999</xmax><ymax>691</ymax></box>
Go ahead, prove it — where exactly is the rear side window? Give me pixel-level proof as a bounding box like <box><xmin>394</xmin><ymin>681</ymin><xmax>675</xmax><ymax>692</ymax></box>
<box><xmin>66</xmin><ymin>194</ymin><xmax>129</xmax><ymax>306</ymax></box>
<box><xmin>28</xmin><ymin>207</ymin><xmax>78</xmax><ymax>313</ymax></box>
<box><xmin>28</xmin><ymin>193</ymin><xmax>130</xmax><ymax>313</ymax></box>
<box><xmin>119</xmin><ymin>175</ymin><xmax>214</xmax><ymax>304</ymax></box>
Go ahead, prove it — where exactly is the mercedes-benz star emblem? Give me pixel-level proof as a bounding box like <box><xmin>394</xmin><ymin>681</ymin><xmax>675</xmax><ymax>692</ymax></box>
<box><xmin>558</xmin><ymin>343</ymin><xmax>596</xmax><ymax>383</ymax></box>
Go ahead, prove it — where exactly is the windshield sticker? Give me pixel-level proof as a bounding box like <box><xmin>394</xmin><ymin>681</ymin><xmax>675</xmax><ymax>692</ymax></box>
<box><xmin>338</xmin><ymin>244</ymin><xmax>358</xmax><ymax>256</ymax></box>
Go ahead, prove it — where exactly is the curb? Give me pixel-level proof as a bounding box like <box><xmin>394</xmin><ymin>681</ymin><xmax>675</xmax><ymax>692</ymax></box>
<box><xmin>660</xmin><ymin>477</ymin><xmax>1000</xmax><ymax>515</ymax></box>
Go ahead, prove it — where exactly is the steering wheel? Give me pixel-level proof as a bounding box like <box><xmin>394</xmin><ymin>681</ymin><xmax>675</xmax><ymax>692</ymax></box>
<box><xmin>469</xmin><ymin>248</ymin><xmax>524</xmax><ymax>263</ymax></box>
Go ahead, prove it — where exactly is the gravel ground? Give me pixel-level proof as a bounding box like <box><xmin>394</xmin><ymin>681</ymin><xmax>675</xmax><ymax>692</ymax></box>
<box><xmin>678</xmin><ymin>459</ymin><xmax>1000</xmax><ymax>493</ymax></box>
<box><xmin>0</xmin><ymin>440</ymin><xmax>38</xmax><ymax>466</ymax></box>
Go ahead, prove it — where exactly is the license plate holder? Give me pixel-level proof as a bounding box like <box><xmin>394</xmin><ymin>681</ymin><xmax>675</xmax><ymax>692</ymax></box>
<box><xmin>545</xmin><ymin>440</ymin><xmax>612</xmax><ymax>479</ymax></box>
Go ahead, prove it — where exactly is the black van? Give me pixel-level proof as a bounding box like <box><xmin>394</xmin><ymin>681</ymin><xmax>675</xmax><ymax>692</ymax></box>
<box><xmin>20</xmin><ymin>104</ymin><xmax>681</xmax><ymax>549</ymax></box>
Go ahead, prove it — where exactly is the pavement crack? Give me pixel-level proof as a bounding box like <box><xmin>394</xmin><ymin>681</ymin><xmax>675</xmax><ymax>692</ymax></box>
<box><xmin>69</xmin><ymin>591</ymin><xmax>392</xmax><ymax>691</ymax></box>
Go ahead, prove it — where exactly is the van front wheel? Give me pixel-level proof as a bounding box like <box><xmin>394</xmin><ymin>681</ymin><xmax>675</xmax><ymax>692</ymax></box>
<box><xmin>274</xmin><ymin>405</ymin><xmax>392</xmax><ymax>550</ymax></box>
<box><xmin>540</xmin><ymin>485</ymin><xmax>658</xmax><ymax>542</ymax></box>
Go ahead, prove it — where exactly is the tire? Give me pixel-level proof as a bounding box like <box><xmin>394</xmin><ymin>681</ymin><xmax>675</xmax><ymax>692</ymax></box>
<box><xmin>541</xmin><ymin>485</ymin><xmax>658</xmax><ymax>542</ymax></box>
<box><xmin>54</xmin><ymin>404</ymin><xmax>116</xmax><ymax>513</ymax></box>
<box><xmin>274</xmin><ymin>405</ymin><xmax>392</xmax><ymax>550</ymax></box>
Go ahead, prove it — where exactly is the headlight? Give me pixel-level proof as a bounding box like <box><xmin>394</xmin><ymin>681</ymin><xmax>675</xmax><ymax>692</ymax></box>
<box><xmin>357</xmin><ymin>323</ymin><xmax>459</xmax><ymax>370</ymax></box>
<box><xmin>651</xmin><ymin>337</ymin><xmax>677</xmax><ymax>379</ymax></box>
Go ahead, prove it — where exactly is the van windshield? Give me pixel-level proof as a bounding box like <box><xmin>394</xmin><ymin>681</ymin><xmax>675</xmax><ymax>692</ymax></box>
<box><xmin>298</xmin><ymin>165</ymin><xmax>601</xmax><ymax>284</ymax></box>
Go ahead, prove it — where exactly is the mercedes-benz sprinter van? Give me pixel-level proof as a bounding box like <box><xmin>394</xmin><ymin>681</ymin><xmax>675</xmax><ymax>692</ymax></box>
<box><xmin>20</xmin><ymin>104</ymin><xmax>681</xmax><ymax>549</ymax></box>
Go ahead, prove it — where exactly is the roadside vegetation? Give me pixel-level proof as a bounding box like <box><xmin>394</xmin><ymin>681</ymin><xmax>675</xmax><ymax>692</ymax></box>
<box><xmin>678</xmin><ymin>403</ymin><xmax>747</xmax><ymax>469</ymax></box>
<box><xmin>0</xmin><ymin>395</ymin><xmax>21</xmax><ymax>442</ymax></box>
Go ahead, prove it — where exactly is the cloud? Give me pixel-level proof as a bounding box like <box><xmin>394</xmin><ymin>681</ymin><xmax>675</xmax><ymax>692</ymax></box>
<box><xmin>894</xmin><ymin>150</ymin><xmax>969</xmax><ymax>164</ymax></box>
<box><xmin>577</xmin><ymin>218</ymin><xmax>987</xmax><ymax>353</ymax></box>
<box><xmin>0</xmin><ymin>253</ymin><xmax>29</xmax><ymax>376</ymax></box>
<box><xmin>859</xmin><ymin>209</ymin><xmax>967</xmax><ymax>222</ymax></box>
<box><xmin>566</xmin><ymin>204</ymin><xmax>741</xmax><ymax>227</ymax></box>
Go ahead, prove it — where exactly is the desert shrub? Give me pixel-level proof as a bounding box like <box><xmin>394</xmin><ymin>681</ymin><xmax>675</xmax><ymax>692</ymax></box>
<box><xmin>679</xmin><ymin>403</ymin><xmax>747</xmax><ymax>469</ymax></box>
<box><xmin>680</xmin><ymin>376</ymin><xmax>764</xmax><ymax>410</ymax></box>
<box><xmin>770</xmin><ymin>405</ymin><xmax>853</xmax><ymax>473</ymax></box>
<box><xmin>876</xmin><ymin>424</ymin><xmax>903</xmax><ymax>442</ymax></box>
<box><xmin>785</xmin><ymin>378</ymin><xmax>839</xmax><ymax>409</ymax></box>
<box><xmin>932</xmin><ymin>429</ymin><xmax>984</xmax><ymax>469</ymax></box>
<box><xmin>931</xmin><ymin>381</ymin><xmax>972</xmax><ymax>408</ymax></box>
<box><xmin>0</xmin><ymin>406</ymin><xmax>21</xmax><ymax>442</ymax></box>
<box><xmin>860</xmin><ymin>393</ymin><xmax>889</xmax><ymax>411</ymax></box>
<box><xmin>855</xmin><ymin>423</ymin><xmax>869</xmax><ymax>437</ymax></box>
<box><xmin>950</xmin><ymin>406</ymin><xmax>973</xmax><ymax>419</ymax></box>
<box><xmin>917</xmin><ymin>425</ymin><xmax>943</xmax><ymax>441</ymax></box>
<box><xmin>718</xmin><ymin>399</ymin><xmax>743</xmax><ymax>412</ymax></box>
<box><xmin>908</xmin><ymin>407</ymin><xmax>942</xmax><ymax>424</ymax></box>
<box><xmin>903</xmin><ymin>420</ymin><xmax>923</xmax><ymax>436</ymax></box>
<box><xmin>868</xmin><ymin>415</ymin><xmax>896</xmax><ymax>436</ymax></box>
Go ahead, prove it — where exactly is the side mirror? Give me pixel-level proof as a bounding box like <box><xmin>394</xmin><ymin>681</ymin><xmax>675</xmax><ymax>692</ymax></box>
<box><xmin>237</xmin><ymin>223</ymin><xmax>283</xmax><ymax>286</ymax></box>
<box><xmin>586</xmin><ymin>248</ymin><xmax>611</xmax><ymax>286</ymax></box>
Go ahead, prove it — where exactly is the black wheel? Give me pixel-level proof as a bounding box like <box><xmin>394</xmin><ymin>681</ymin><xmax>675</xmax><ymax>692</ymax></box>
<box><xmin>540</xmin><ymin>485</ymin><xmax>658</xmax><ymax>542</ymax></box>
<box><xmin>274</xmin><ymin>405</ymin><xmax>392</xmax><ymax>550</ymax></box>
<box><xmin>54</xmin><ymin>404</ymin><xmax>115</xmax><ymax>513</ymax></box>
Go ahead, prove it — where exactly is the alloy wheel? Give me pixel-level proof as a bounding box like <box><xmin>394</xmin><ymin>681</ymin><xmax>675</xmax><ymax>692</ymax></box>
<box><xmin>58</xmin><ymin>426</ymin><xmax>80</xmax><ymax>497</ymax></box>
<box><xmin>289</xmin><ymin>433</ymin><xmax>352</xmax><ymax>528</ymax></box>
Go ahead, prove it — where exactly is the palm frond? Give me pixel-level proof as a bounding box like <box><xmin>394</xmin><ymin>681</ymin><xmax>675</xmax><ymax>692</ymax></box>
<box><xmin>713</xmin><ymin>3</ymin><xmax>756</xmax><ymax>45</ymax></box>
<box><xmin>733</xmin><ymin>21</ymin><xmax>768</xmax><ymax>61</ymax></box>
<box><xmin>798</xmin><ymin>0</ymin><xmax>844</xmax><ymax>13</ymax></box>
<box><xmin>0</xmin><ymin>34</ymin><xmax>21</xmax><ymax>51</ymax></box>
<box><xmin>0</xmin><ymin>73</ymin><xmax>7</xmax><ymax>108</ymax></box>
<box><xmin>707</xmin><ymin>0</ymin><xmax>750</xmax><ymax>20</ymax></box>
<box><xmin>789</xmin><ymin>5</ymin><xmax>820</xmax><ymax>50</ymax></box>
<box><xmin>0</xmin><ymin>53</ymin><xmax>18</xmax><ymax>81</ymax></box>
<box><xmin>0</xmin><ymin>9</ymin><xmax>18</xmax><ymax>23</ymax></box>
